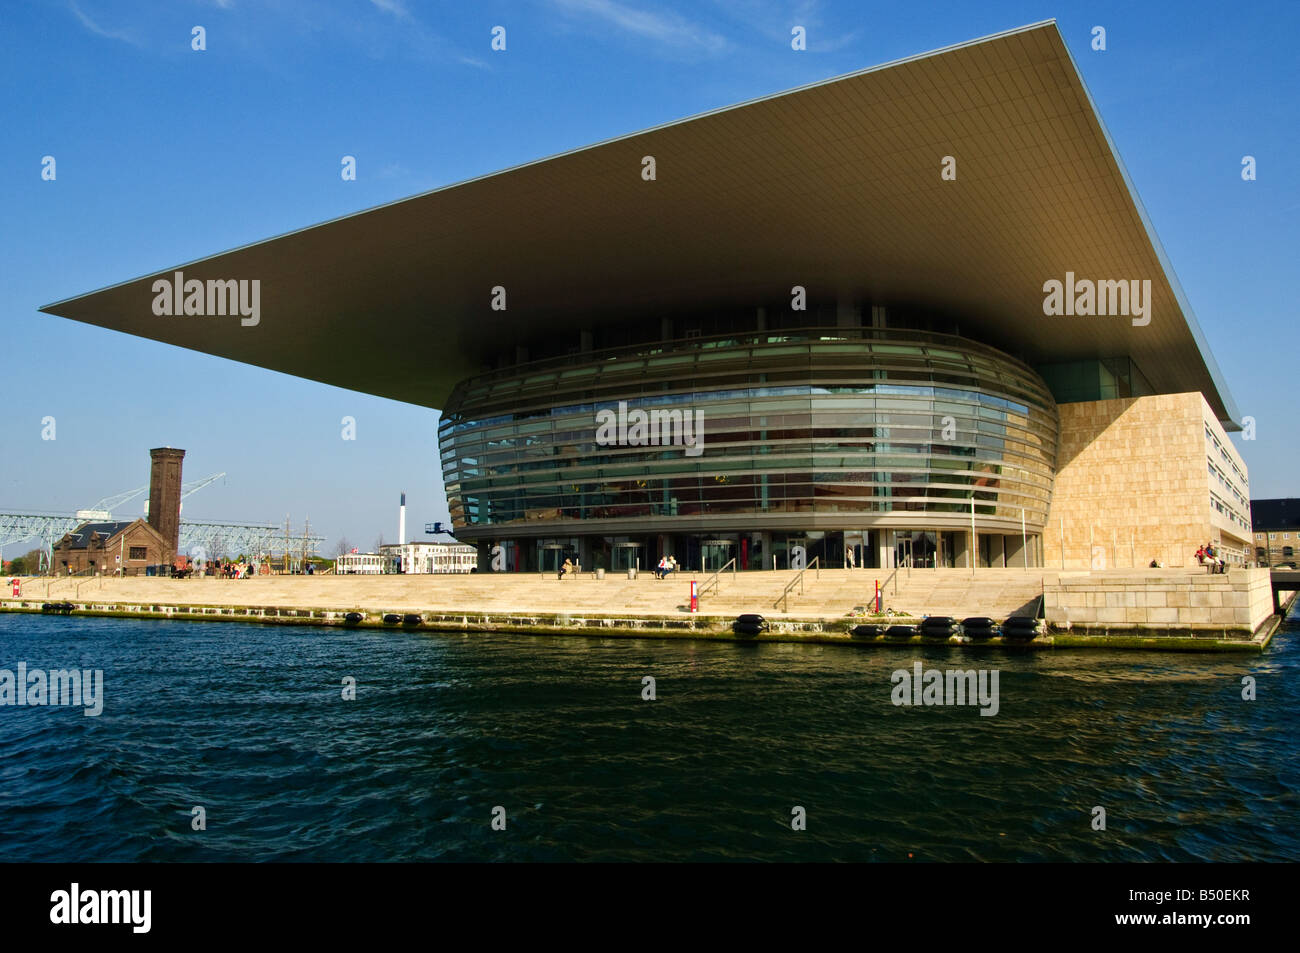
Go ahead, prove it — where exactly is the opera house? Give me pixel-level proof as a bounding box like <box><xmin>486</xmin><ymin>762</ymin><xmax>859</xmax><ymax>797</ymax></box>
<box><xmin>41</xmin><ymin>21</ymin><xmax>1251</xmax><ymax>575</ymax></box>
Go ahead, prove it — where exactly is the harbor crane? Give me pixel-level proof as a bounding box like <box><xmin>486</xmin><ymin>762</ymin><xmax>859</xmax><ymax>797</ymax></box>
<box><xmin>1</xmin><ymin>473</ymin><xmax>325</xmax><ymax>572</ymax></box>
<box><xmin>74</xmin><ymin>472</ymin><xmax>228</xmax><ymax>521</ymax></box>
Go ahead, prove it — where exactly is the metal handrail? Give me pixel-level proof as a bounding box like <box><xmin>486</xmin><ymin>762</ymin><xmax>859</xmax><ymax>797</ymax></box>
<box><xmin>774</xmin><ymin>556</ymin><xmax>820</xmax><ymax>612</ymax></box>
<box><xmin>881</xmin><ymin>564</ymin><xmax>901</xmax><ymax>598</ymax></box>
<box><xmin>46</xmin><ymin>569</ymin><xmax>95</xmax><ymax>596</ymax></box>
<box><xmin>75</xmin><ymin>575</ymin><xmax>105</xmax><ymax>598</ymax></box>
<box><xmin>698</xmin><ymin>558</ymin><xmax>736</xmax><ymax>599</ymax></box>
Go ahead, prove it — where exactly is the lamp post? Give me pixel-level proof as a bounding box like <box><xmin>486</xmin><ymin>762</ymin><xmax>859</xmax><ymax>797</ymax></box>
<box><xmin>1021</xmin><ymin>507</ymin><xmax>1028</xmax><ymax>568</ymax></box>
<box><xmin>1006</xmin><ymin>466</ymin><xmax>1030</xmax><ymax>569</ymax></box>
<box><xmin>969</xmin><ymin>491</ymin><xmax>976</xmax><ymax>576</ymax></box>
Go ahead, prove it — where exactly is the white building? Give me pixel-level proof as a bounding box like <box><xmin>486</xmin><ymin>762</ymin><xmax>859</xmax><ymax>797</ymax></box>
<box><xmin>380</xmin><ymin>542</ymin><xmax>477</xmax><ymax>574</ymax></box>
<box><xmin>335</xmin><ymin>552</ymin><xmax>388</xmax><ymax>574</ymax></box>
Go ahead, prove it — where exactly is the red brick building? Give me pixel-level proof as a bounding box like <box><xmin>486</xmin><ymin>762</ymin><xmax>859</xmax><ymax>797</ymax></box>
<box><xmin>53</xmin><ymin>519</ymin><xmax>171</xmax><ymax>575</ymax></box>
<box><xmin>53</xmin><ymin>447</ymin><xmax>186</xmax><ymax>575</ymax></box>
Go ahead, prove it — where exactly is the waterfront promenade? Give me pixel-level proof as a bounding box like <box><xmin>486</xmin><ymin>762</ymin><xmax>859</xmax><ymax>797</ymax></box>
<box><xmin>9</xmin><ymin>567</ymin><xmax>1044</xmax><ymax>620</ymax></box>
<box><xmin>2</xmin><ymin>567</ymin><xmax>1290</xmax><ymax>651</ymax></box>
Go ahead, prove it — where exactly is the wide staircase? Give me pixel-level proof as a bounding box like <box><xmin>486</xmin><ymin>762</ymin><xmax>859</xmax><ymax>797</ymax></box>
<box><xmin>34</xmin><ymin>566</ymin><xmax>1045</xmax><ymax>622</ymax></box>
<box><xmin>694</xmin><ymin>566</ymin><xmax>1044</xmax><ymax>619</ymax></box>
<box><xmin>864</xmin><ymin>568</ymin><xmax>1045</xmax><ymax>619</ymax></box>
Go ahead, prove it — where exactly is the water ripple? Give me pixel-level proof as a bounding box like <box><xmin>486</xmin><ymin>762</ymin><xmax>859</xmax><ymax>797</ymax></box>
<box><xmin>0</xmin><ymin>614</ymin><xmax>1296</xmax><ymax>861</ymax></box>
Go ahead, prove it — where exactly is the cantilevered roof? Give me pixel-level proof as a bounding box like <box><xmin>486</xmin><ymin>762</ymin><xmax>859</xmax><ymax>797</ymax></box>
<box><xmin>40</xmin><ymin>20</ymin><xmax>1239</xmax><ymax>425</ymax></box>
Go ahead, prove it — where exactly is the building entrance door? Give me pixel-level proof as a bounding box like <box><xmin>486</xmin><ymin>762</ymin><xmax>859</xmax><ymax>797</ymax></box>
<box><xmin>539</xmin><ymin>541</ymin><xmax>579</xmax><ymax>573</ymax></box>
<box><xmin>896</xmin><ymin>532</ymin><xmax>938</xmax><ymax>567</ymax></box>
<box><xmin>539</xmin><ymin>543</ymin><xmax>563</xmax><ymax>574</ymax></box>
<box><xmin>844</xmin><ymin>531</ymin><xmax>877</xmax><ymax>569</ymax></box>
<box><xmin>771</xmin><ymin>535</ymin><xmax>793</xmax><ymax>570</ymax></box>
<box><xmin>804</xmin><ymin>531</ymin><xmax>841</xmax><ymax>568</ymax></box>
<box><xmin>701</xmin><ymin>538</ymin><xmax>735</xmax><ymax>573</ymax></box>
<box><xmin>613</xmin><ymin>541</ymin><xmax>643</xmax><ymax>571</ymax></box>
<box><xmin>937</xmin><ymin>531</ymin><xmax>958</xmax><ymax>568</ymax></box>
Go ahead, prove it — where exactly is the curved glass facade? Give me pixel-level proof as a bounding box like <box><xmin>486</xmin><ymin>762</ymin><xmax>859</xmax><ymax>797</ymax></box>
<box><xmin>439</xmin><ymin>328</ymin><xmax>1058</xmax><ymax>552</ymax></box>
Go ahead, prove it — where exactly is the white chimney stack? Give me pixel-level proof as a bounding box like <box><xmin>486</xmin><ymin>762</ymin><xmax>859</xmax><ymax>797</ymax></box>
<box><xmin>399</xmin><ymin>492</ymin><xmax>407</xmax><ymax>545</ymax></box>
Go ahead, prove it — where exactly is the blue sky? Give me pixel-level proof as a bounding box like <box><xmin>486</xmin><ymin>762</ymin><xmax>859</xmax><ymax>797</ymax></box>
<box><xmin>2</xmin><ymin>0</ymin><xmax>1297</xmax><ymax>558</ymax></box>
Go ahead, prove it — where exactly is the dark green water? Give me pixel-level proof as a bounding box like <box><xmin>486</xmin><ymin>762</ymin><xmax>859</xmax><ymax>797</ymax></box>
<box><xmin>0</xmin><ymin>613</ymin><xmax>1295</xmax><ymax>861</ymax></box>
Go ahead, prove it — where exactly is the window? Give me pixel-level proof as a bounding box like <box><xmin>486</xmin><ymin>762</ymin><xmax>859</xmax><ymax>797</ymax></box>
<box><xmin>129</xmin><ymin>546</ymin><xmax>147</xmax><ymax>560</ymax></box>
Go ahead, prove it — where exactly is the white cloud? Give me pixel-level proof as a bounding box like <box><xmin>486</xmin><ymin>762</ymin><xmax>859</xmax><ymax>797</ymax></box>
<box><xmin>369</xmin><ymin>0</ymin><xmax>410</xmax><ymax>19</ymax></box>
<box><xmin>551</xmin><ymin>0</ymin><xmax>727</xmax><ymax>54</ymax></box>
<box><xmin>68</xmin><ymin>1</ymin><xmax>141</xmax><ymax>46</ymax></box>
<box><xmin>708</xmin><ymin>0</ymin><xmax>856</xmax><ymax>52</ymax></box>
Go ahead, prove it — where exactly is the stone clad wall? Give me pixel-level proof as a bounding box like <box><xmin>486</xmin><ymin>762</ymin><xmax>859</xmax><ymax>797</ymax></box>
<box><xmin>1043</xmin><ymin>393</ymin><xmax>1247</xmax><ymax>571</ymax></box>
<box><xmin>1044</xmin><ymin>569</ymin><xmax>1273</xmax><ymax>633</ymax></box>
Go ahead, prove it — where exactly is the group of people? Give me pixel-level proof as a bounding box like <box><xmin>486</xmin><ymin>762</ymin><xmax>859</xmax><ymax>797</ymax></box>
<box><xmin>1195</xmin><ymin>543</ymin><xmax>1227</xmax><ymax>574</ymax></box>
<box><xmin>654</xmin><ymin>555</ymin><xmax>678</xmax><ymax>579</ymax></box>
<box><xmin>189</xmin><ymin>559</ymin><xmax>263</xmax><ymax>579</ymax></box>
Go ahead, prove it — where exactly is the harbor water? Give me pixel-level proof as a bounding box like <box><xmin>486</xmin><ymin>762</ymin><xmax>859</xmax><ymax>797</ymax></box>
<box><xmin>0</xmin><ymin>613</ymin><xmax>1295</xmax><ymax>861</ymax></box>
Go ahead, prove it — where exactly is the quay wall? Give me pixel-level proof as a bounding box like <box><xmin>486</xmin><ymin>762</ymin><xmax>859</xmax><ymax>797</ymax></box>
<box><xmin>1043</xmin><ymin>569</ymin><xmax>1273</xmax><ymax>633</ymax></box>
<box><xmin>0</xmin><ymin>592</ymin><xmax>1280</xmax><ymax>654</ymax></box>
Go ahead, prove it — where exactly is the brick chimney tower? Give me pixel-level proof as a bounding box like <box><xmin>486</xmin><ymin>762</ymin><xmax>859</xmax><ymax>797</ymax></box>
<box><xmin>147</xmin><ymin>447</ymin><xmax>186</xmax><ymax>563</ymax></box>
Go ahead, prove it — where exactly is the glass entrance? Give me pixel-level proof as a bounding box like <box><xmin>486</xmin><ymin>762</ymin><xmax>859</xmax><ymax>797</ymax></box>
<box><xmin>538</xmin><ymin>540</ymin><xmax>578</xmax><ymax>573</ymax></box>
<box><xmin>896</xmin><ymin>531</ymin><xmax>938</xmax><ymax>567</ymax></box>
<box><xmin>701</xmin><ymin>538</ymin><xmax>735</xmax><ymax>573</ymax></box>
<box><xmin>844</xmin><ymin>531</ymin><xmax>876</xmax><ymax>569</ymax></box>
<box><xmin>613</xmin><ymin>541</ymin><xmax>643</xmax><ymax>571</ymax></box>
